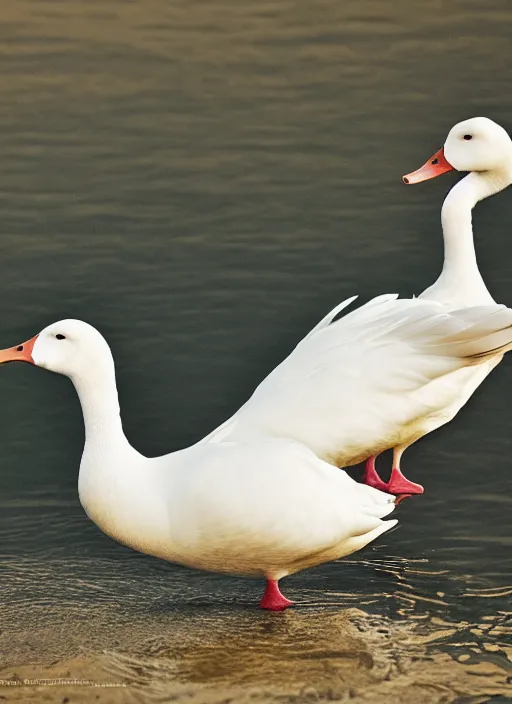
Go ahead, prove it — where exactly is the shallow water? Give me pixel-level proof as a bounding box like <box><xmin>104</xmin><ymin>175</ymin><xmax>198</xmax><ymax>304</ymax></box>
<box><xmin>0</xmin><ymin>0</ymin><xmax>511</xmax><ymax>700</ymax></box>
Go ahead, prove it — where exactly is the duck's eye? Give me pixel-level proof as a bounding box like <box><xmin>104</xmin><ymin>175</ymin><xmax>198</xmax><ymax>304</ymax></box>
<box><xmin>463</xmin><ymin>134</ymin><xmax>473</xmax><ymax>140</ymax></box>
<box><xmin>55</xmin><ymin>334</ymin><xmax>66</xmax><ymax>340</ymax></box>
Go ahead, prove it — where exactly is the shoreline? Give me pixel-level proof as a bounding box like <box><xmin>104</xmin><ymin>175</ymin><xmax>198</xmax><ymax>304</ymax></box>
<box><xmin>1</xmin><ymin>608</ymin><xmax>510</xmax><ymax>703</ymax></box>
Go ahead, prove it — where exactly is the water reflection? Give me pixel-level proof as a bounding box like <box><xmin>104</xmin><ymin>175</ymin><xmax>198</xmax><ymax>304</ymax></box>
<box><xmin>2</xmin><ymin>550</ymin><xmax>510</xmax><ymax>680</ymax></box>
<box><xmin>102</xmin><ymin>605</ymin><xmax>511</xmax><ymax>702</ymax></box>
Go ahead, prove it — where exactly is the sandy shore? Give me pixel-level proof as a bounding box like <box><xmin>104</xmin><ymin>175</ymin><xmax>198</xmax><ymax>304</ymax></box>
<box><xmin>1</xmin><ymin>608</ymin><xmax>510</xmax><ymax>703</ymax></box>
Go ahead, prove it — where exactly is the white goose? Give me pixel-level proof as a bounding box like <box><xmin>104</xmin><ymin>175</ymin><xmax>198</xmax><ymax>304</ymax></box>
<box><xmin>211</xmin><ymin>117</ymin><xmax>512</xmax><ymax>496</ymax></box>
<box><xmin>388</xmin><ymin>116</ymin><xmax>512</xmax><ymax>492</ymax></box>
<box><xmin>2</xmin><ymin>296</ymin><xmax>512</xmax><ymax>609</ymax></box>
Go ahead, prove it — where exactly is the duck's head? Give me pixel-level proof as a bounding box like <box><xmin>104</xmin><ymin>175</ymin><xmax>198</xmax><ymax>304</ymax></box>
<box><xmin>403</xmin><ymin>117</ymin><xmax>512</xmax><ymax>184</ymax></box>
<box><xmin>0</xmin><ymin>319</ymin><xmax>114</xmax><ymax>381</ymax></box>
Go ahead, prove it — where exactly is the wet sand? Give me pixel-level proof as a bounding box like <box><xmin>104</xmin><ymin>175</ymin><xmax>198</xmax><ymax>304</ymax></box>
<box><xmin>1</xmin><ymin>608</ymin><xmax>510</xmax><ymax>703</ymax></box>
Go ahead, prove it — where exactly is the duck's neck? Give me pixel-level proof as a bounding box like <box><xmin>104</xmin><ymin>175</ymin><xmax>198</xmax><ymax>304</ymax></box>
<box><xmin>72</xmin><ymin>365</ymin><xmax>129</xmax><ymax>454</ymax></box>
<box><xmin>429</xmin><ymin>170</ymin><xmax>510</xmax><ymax>304</ymax></box>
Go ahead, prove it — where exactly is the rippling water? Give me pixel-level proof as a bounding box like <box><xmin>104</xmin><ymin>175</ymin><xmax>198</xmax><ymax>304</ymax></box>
<box><xmin>0</xmin><ymin>0</ymin><xmax>511</xmax><ymax>701</ymax></box>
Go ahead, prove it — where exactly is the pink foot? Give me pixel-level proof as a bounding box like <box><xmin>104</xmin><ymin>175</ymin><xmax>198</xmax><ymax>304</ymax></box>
<box><xmin>363</xmin><ymin>455</ymin><xmax>390</xmax><ymax>492</ymax></box>
<box><xmin>260</xmin><ymin>579</ymin><xmax>294</xmax><ymax>611</ymax></box>
<box><xmin>387</xmin><ymin>467</ymin><xmax>424</xmax><ymax>496</ymax></box>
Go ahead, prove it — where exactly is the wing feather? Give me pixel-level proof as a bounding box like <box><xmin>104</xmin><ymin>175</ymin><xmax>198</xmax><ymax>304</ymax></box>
<box><xmin>217</xmin><ymin>294</ymin><xmax>512</xmax><ymax>465</ymax></box>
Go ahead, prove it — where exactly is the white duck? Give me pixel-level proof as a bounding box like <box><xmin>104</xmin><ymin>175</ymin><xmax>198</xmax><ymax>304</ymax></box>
<box><xmin>386</xmin><ymin>116</ymin><xmax>512</xmax><ymax>492</ymax></box>
<box><xmin>209</xmin><ymin>117</ymin><xmax>512</xmax><ymax>496</ymax></box>
<box><xmin>2</xmin><ymin>295</ymin><xmax>512</xmax><ymax>609</ymax></box>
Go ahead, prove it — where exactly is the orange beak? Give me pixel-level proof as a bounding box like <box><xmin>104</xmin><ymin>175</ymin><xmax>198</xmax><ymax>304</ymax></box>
<box><xmin>402</xmin><ymin>147</ymin><xmax>455</xmax><ymax>184</ymax></box>
<box><xmin>0</xmin><ymin>335</ymin><xmax>38</xmax><ymax>365</ymax></box>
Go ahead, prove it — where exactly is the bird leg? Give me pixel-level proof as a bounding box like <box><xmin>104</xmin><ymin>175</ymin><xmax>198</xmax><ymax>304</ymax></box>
<box><xmin>363</xmin><ymin>454</ymin><xmax>390</xmax><ymax>492</ymax></box>
<box><xmin>260</xmin><ymin>579</ymin><xmax>294</xmax><ymax>611</ymax></box>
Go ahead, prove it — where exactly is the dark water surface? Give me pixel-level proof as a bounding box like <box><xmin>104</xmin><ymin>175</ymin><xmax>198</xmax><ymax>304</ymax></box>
<box><xmin>0</xmin><ymin>0</ymin><xmax>511</xmax><ymax>700</ymax></box>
